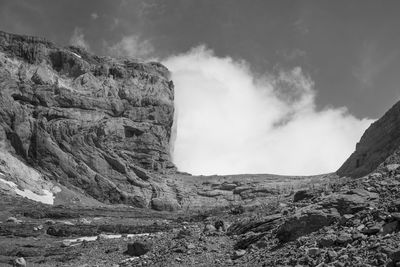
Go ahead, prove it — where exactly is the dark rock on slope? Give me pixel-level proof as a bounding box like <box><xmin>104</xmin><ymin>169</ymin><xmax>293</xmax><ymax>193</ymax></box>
<box><xmin>0</xmin><ymin>31</ymin><xmax>176</xmax><ymax>208</ymax></box>
<box><xmin>337</xmin><ymin>99</ymin><xmax>400</xmax><ymax>178</ymax></box>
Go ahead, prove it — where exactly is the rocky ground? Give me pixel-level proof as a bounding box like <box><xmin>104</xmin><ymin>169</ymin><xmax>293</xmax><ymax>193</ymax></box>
<box><xmin>2</xmin><ymin>30</ymin><xmax>400</xmax><ymax>267</ymax></box>
<box><xmin>2</xmin><ymin>163</ymin><xmax>400</xmax><ymax>267</ymax></box>
<box><xmin>0</xmin><ymin>172</ymin><xmax>328</xmax><ymax>267</ymax></box>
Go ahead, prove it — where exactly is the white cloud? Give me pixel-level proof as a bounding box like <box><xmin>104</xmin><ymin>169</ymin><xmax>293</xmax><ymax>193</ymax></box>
<box><xmin>91</xmin><ymin>13</ymin><xmax>99</xmax><ymax>20</ymax></box>
<box><xmin>107</xmin><ymin>35</ymin><xmax>154</xmax><ymax>59</ymax></box>
<box><xmin>69</xmin><ymin>27</ymin><xmax>90</xmax><ymax>51</ymax></box>
<box><xmin>163</xmin><ymin>46</ymin><xmax>374</xmax><ymax>176</ymax></box>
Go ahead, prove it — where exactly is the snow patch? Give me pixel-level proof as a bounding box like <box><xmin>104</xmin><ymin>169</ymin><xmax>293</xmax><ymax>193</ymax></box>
<box><xmin>62</xmin><ymin>233</ymin><xmax>151</xmax><ymax>245</ymax></box>
<box><xmin>70</xmin><ymin>51</ymin><xmax>82</xmax><ymax>58</ymax></box>
<box><xmin>0</xmin><ymin>177</ymin><xmax>54</xmax><ymax>205</ymax></box>
<box><xmin>0</xmin><ymin>177</ymin><xmax>16</xmax><ymax>187</ymax></box>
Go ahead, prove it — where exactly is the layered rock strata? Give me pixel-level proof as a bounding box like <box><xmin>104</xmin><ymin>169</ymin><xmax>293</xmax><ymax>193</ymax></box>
<box><xmin>0</xmin><ymin>31</ymin><xmax>176</xmax><ymax>208</ymax></box>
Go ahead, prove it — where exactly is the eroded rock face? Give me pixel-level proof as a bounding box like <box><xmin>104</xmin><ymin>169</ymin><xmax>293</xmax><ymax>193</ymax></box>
<box><xmin>337</xmin><ymin>100</ymin><xmax>400</xmax><ymax>178</ymax></box>
<box><xmin>0</xmin><ymin>31</ymin><xmax>176</xmax><ymax>207</ymax></box>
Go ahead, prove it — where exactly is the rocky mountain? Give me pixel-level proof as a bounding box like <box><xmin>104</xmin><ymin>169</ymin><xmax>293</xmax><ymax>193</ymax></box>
<box><xmin>337</xmin><ymin>100</ymin><xmax>400</xmax><ymax>178</ymax></box>
<box><xmin>0</xmin><ymin>31</ymin><xmax>177</xmax><ymax>208</ymax></box>
<box><xmin>3</xmin><ymin>31</ymin><xmax>400</xmax><ymax>267</ymax></box>
<box><xmin>0</xmin><ymin>31</ymin><xmax>330</xmax><ymax>213</ymax></box>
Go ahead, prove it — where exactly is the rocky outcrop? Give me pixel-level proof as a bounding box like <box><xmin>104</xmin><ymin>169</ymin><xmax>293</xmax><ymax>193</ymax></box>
<box><xmin>227</xmin><ymin>213</ymin><xmax>282</xmax><ymax>236</ymax></box>
<box><xmin>276</xmin><ymin>205</ymin><xmax>340</xmax><ymax>242</ymax></box>
<box><xmin>337</xmin><ymin>100</ymin><xmax>400</xmax><ymax>177</ymax></box>
<box><xmin>0</xmin><ymin>31</ymin><xmax>176</xmax><ymax>208</ymax></box>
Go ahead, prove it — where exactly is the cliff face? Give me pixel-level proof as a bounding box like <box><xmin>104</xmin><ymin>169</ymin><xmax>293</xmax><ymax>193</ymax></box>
<box><xmin>0</xmin><ymin>31</ymin><xmax>177</xmax><ymax>208</ymax></box>
<box><xmin>337</xmin><ymin>100</ymin><xmax>400</xmax><ymax>178</ymax></box>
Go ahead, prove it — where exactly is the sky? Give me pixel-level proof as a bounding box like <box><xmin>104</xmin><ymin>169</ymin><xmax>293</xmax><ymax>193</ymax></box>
<box><xmin>0</xmin><ymin>0</ymin><xmax>399</xmax><ymax>175</ymax></box>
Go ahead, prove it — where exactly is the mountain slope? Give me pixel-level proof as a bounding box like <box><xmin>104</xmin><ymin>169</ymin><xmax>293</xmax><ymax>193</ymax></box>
<box><xmin>337</xmin><ymin>99</ymin><xmax>400</xmax><ymax>177</ymax></box>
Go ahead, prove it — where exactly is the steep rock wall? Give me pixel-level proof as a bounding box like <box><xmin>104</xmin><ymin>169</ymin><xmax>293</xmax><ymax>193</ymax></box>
<box><xmin>0</xmin><ymin>31</ymin><xmax>177</xmax><ymax>207</ymax></box>
<box><xmin>337</xmin><ymin>100</ymin><xmax>400</xmax><ymax>178</ymax></box>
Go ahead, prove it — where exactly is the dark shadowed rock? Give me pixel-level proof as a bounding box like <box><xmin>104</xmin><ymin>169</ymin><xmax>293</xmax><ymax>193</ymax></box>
<box><xmin>293</xmin><ymin>190</ymin><xmax>316</xmax><ymax>202</ymax></box>
<box><xmin>227</xmin><ymin>213</ymin><xmax>282</xmax><ymax>236</ymax></box>
<box><xmin>214</xmin><ymin>220</ymin><xmax>226</xmax><ymax>232</ymax></box>
<box><xmin>361</xmin><ymin>224</ymin><xmax>381</xmax><ymax>235</ymax></box>
<box><xmin>337</xmin><ymin>100</ymin><xmax>400</xmax><ymax>178</ymax></box>
<box><xmin>382</xmin><ymin>221</ymin><xmax>398</xmax><ymax>235</ymax></box>
<box><xmin>175</xmin><ymin>229</ymin><xmax>192</xmax><ymax>239</ymax></box>
<box><xmin>276</xmin><ymin>205</ymin><xmax>340</xmax><ymax>242</ymax></box>
<box><xmin>318</xmin><ymin>234</ymin><xmax>337</xmax><ymax>247</ymax></box>
<box><xmin>126</xmin><ymin>241</ymin><xmax>152</xmax><ymax>256</ymax></box>
<box><xmin>234</xmin><ymin>232</ymin><xmax>265</xmax><ymax>249</ymax></box>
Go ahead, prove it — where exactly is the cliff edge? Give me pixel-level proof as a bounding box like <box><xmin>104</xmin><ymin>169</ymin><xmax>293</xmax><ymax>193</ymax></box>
<box><xmin>0</xmin><ymin>31</ymin><xmax>177</xmax><ymax>208</ymax></box>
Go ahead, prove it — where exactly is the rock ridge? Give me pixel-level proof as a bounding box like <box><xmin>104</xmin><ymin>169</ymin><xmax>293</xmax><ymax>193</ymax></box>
<box><xmin>337</xmin><ymin>99</ymin><xmax>400</xmax><ymax>178</ymax></box>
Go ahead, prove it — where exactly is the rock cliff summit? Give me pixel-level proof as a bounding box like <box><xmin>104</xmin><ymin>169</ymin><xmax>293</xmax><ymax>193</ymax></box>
<box><xmin>0</xmin><ymin>31</ymin><xmax>176</xmax><ymax>208</ymax></box>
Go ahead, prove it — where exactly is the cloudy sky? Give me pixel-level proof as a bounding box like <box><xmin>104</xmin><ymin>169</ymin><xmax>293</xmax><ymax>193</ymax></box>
<box><xmin>1</xmin><ymin>0</ymin><xmax>399</xmax><ymax>175</ymax></box>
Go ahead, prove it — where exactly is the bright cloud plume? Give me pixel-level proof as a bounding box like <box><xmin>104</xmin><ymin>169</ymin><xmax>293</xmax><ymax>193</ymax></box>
<box><xmin>163</xmin><ymin>46</ymin><xmax>373</xmax><ymax>176</ymax></box>
<box><xmin>69</xmin><ymin>27</ymin><xmax>90</xmax><ymax>51</ymax></box>
<box><xmin>107</xmin><ymin>35</ymin><xmax>154</xmax><ymax>59</ymax></box>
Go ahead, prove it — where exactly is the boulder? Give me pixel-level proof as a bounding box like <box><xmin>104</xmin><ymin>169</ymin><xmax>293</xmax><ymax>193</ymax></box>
<box><xmin>293</xmin><ymin>190</ymin><xmax>316</xmax><ymax>202</ymax></box>
<box><xmin>218</xmin><ymin>182</ymin><xmax>237</xmax><ymax>191</ymax></box>
<box><xmin>214</xmin><ymin>220</ymin><xmax>226</xmax><ymax>232</ymax></box>
<box><xmin>13</xmin><ymin>257</ymin><xmax>26</xmax><ymax>267</ymax></box>
<box><xmin>318</xmin><ymin>234</ymin><xmax>337</xmax><ymax>247</ymax></box>
<box><xmin>361</xmin><ymin>224</ymin><xmax>381</xmax><ymax>235</ymax></box>
<box><xmin>276</xmin><ymin>205</ymin><xmax>340</xmax><ymax>242</ymax></box>
<box><xmin>327</xmin><ymin>250</ymin><xmax>338</xmax><ymax>261</ymax></box>
<box><xmin>320</xmin><ymin>192</ymin><xmax>375</xmax><ymax>215</ymax></box>
<box><xmin>232</xmin><ymin>249</ymin><xmax>246</xmax><ymax>260</ymax></box>
<box><xmin>126</xmin><ymin>241</ymin><xmax>152</xmax><ymax>256</ymax></box>
<box><xmin>175</xmin><ymin>229</ymin><xmax>192</xmax><ymax>239</ymax></box>
<box><xmin>227</xmin><ymin>213</ymin><xmax>282</xmax><ymax>236</ymax></box>
<box><xmin>31</xmin><ymin>66</ymin><xmax>55</xmax><ymax>85</ymax></box>
<box><xmin>381</xmin><ymin>221</ymin><xmax>398</xmax><ymax>235</ymax></box>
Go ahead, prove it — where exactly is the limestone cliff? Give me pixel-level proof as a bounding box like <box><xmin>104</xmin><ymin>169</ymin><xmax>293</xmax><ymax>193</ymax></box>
<box><xmin>337</xmin><ymin>100</ymin><xmax>400</xmax><ymax>178</ymax></box>
<box><xmin>0</xmin><ymin>31</ymin><xmax>177</xmax><ymax>208</ymax></box>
